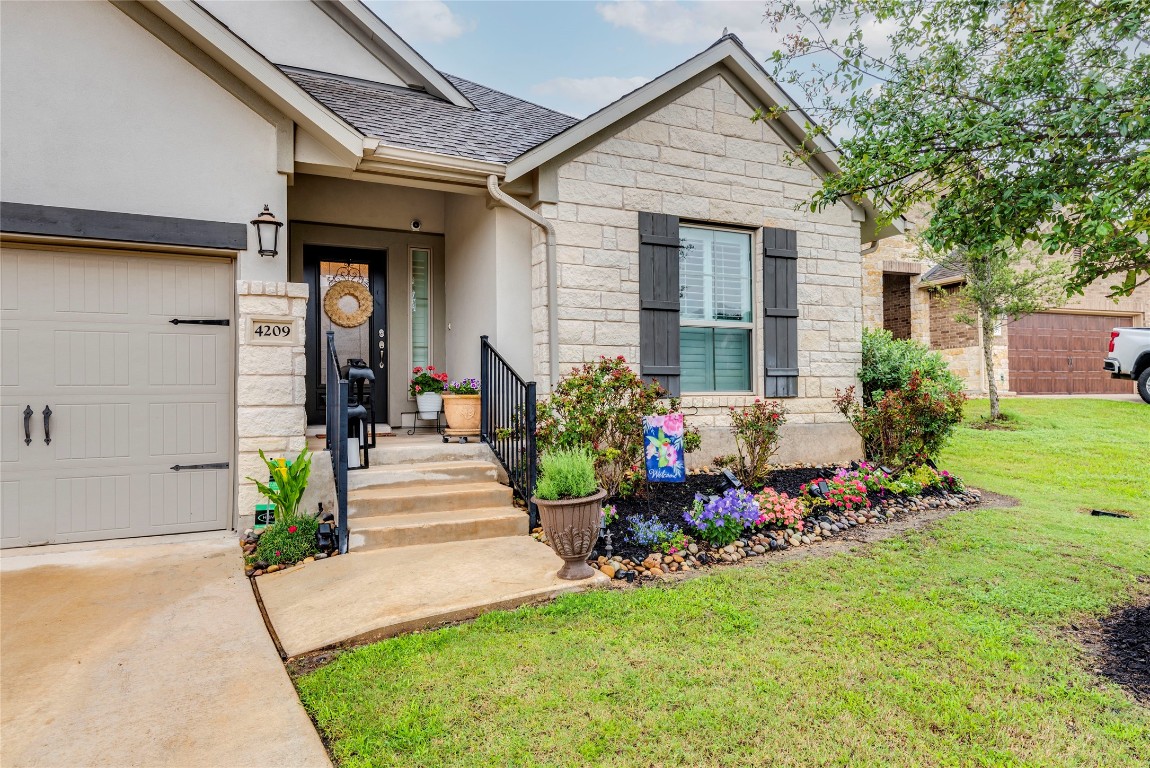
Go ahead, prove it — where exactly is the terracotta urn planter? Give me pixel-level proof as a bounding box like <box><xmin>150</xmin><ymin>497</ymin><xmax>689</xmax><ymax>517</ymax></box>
<box><xmin>531</xmin><ymin>488</ymin><xmax>606</xmax><ymax>580</ymax></box>
<box><xmin>442</xmin><ymin>393</ymin><xmax>480</xmax><ymax>436</ymax></box>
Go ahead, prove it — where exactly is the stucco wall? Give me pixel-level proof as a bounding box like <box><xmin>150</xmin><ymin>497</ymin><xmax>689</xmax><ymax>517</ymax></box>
<box><xmin>538</xmin><ymin>73</ymin><xmax>864</xmax><ymax>464</ymax></box>
<box><xmin>443</xmin><ymin>196</ymin><xmax>535</xmax><ymax>382</ymax></box>
<box><xmin>0</xmin><ymin>0</ymin><xmax>286</xmax><ymax>283</ymax></box>
<box><xmin>197</xmin><ymin>0</ymin><xmax>406</xmax><ymax>86</ymax></box>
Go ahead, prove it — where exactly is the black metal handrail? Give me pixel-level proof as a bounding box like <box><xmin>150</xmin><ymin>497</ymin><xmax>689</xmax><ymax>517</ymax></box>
<box><xmin>325</xmin><ymin>331</ymin><xmax>350</xmax><ymax>554</ymax></box>
<box><xmin>480</xmin><ymin>335</ymin><xmax>538</xmax><ymax>530</ymax></box>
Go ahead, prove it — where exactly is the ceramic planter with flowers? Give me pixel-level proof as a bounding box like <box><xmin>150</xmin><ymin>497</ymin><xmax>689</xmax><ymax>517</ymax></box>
<box><xmin>443</xmin><ymin>377</ymin><xmax>481</xmax><ymax>436</ymax></box>
<box><xmin>410</xmin><ymin>366</ymin><xmax>448</xmax><ymax>419</ymax></box>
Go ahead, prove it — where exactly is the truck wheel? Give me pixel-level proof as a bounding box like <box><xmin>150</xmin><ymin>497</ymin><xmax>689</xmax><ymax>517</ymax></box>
<box><xmin>1138</xmin><ymin>368</ymin><xmax>1150</xmax><ymax>404</ymax></box>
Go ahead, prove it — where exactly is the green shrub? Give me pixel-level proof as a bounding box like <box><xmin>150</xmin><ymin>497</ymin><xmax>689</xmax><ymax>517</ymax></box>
<box><xmin>256</xmin><ymin>515</ymin><xmax>319</xmax><ymax>565</ymax></box>
<box><xmin>536</xmin><ymin>357</ymin><xmax>700</xmax><ymax>497</ymax></box>
<box><xmin>534</xmin><ymin>446</ymin><xmax>598</xmax><ymax>500</ymax></box>
<box><xmin>861</xmin><ymin>328</ymin><xmax>964</xmax><ymax>403</ymax></box>
<box><xmin>727</xmin><ymin>399</ymin><xmax>787</xmax><ymax>489</ymax></box>
<box><xmin>834</xmin><ymin>370</ymin><xmax>966</xmax><ymax>472</ymax></box>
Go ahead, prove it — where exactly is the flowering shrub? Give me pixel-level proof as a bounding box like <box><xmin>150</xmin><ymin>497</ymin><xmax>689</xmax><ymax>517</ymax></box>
<box><xmin>726</xmin><ymin>399</ymin><xmax>788</xmax><ymax>488</ymax></box>
<box><xmin>625</xmin><ymin>515</ymin><xmax>686</xmax><ymax>553</ymax></box>
<box><xmin>802</xmin><ymin>470</ymin><xmax>872</xmax><ymax>513</ymax></box>
<box><xmin>938</xmin><ymin>469</ymin><xmax>965</xmax><ymax>493</ymax></box>
<box><xmin>753</xmin><ymin>488</ymin><xmax>806</xmax><ymax>531</ymax></box>
<box><xmin>684</xmin><ymin>488</ymin><xmax>760</xmax><ymax>547</ymax></box>
<box><xmin>447</xmin><ymin>377</ymin><xmax>480</xmax><ymax>395</ymax></box>
<box><xmin>834</xmin><ymin>371</ymin><xmax>965</xmax><ymax>473</ymax></box>
<box><xmin>409</xmin><ymin>365</ymin><xmax>448</xmax><ymax>396</ymax></box>
<box><xmin>536</xmin><ymin>357</ymin><xmax>700</xmax><ymax>497</ymax></box>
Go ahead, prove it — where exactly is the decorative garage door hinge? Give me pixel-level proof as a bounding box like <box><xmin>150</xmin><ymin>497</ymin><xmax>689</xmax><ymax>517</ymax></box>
<box><xmin>170</xmin><ymin>462</ymin><xmax>230</xmax><ymax>471</ymax></box>
<box><xmin>169</xmin><ymin>318</ymin><xmax>230</xmax><ymax>326</ymax></box>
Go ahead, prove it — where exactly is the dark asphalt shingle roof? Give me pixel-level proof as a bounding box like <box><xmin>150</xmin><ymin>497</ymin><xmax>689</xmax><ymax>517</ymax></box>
<box><xmin>921</xmin><ymin>264</ymin><xmax>966</xmax><ymax>284</ymax></box>
<box><xmin>282</xmin><ymin>67</ymin><xmax>579</xmax><ymax>164</ymax></box>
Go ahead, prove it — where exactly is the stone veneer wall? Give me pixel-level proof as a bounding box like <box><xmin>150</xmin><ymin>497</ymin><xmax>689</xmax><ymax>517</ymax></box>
<box><xmin>235</xmin><ymin>280</ymin><xmax>308</xmax><ymax>529</ymax></box>
<box><xmin>532</xmin><ymin>73</ymin><xmax>864</xmax><ymax>464</ymax></box>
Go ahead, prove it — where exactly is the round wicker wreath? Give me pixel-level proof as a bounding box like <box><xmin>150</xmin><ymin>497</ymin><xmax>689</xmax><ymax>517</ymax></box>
<box><xmin>323</xmin><ymin>280</ymin><xmax>373</xmax><ymax>328</ymax></box>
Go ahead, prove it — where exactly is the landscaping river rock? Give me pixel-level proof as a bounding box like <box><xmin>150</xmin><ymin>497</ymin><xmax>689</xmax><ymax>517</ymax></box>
<box><xmin>532</xmin><ymin>466</ymin><xmax>983</xmax><ymax>583</ymax></box>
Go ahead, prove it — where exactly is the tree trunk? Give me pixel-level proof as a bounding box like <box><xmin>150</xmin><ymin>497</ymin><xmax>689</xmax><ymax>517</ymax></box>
<box><xmin>981</xmin><ymin>307</ymin><xmax>1000</xmax><ymax>420</ymax></box>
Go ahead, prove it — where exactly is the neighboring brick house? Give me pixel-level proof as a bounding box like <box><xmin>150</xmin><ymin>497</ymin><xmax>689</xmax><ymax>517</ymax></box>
<box><xmin>1</xmin><ymin>0</ymin><xmax>898</xmax><ymax>548</ymax></box>
<box><xmin>863</xmin><ymin>231</ymin><xmax>1149</xmax><ymax>395</ymax></box>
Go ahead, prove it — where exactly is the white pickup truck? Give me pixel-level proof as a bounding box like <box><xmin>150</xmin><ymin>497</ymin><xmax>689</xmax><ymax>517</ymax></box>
<box><xmin>1103</xmin><ymin>327</ymin><xmax>1150</xmax><ymax>403</ymax></box>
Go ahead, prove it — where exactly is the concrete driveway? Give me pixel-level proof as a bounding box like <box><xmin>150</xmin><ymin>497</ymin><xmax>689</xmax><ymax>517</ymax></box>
<box><xmin>1</xmin><ymin>534</ymin><xmax>329</xmax><ymax>768</ymax></box>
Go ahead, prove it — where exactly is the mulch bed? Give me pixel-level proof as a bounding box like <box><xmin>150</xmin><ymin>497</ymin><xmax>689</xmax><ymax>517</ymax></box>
<box><xmin>597</xmin><ymin>465</ymin><xmax>958</xmax><ymax>564</ymax></box>
<box><xmin>1077</xmin><ymin>592</ymin><xmax>1150</xmax><ymax>704</ymax></box>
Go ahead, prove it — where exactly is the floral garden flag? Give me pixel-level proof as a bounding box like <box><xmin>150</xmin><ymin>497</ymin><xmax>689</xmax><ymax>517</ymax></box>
<box><xmin>643</xmin><ymin>412</ymin><xmax>686</xmax><ymax>483</ymax></box>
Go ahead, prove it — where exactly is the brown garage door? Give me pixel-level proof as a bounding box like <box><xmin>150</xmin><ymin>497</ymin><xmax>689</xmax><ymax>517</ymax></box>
<box><xmin>1008</xmin><ymin>312</ymin><xmax>1135</xmax><ymax>394</ymax></box>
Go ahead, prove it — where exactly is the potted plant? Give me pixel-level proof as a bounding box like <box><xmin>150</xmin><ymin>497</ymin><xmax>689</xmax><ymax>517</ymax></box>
<box><xmin>443</xmin><ymin>377</ymin><xmax>481</xmax><ymax>436</ymax></box>
<box><xmin>531</xmin><ymin>446</ymin><xmax>605</xmax><ymax>580</ymax></box>
<box><xmin>409</xmin><ymin>365</ymin><xmax>448</xmax><ymax>419</ymax></box>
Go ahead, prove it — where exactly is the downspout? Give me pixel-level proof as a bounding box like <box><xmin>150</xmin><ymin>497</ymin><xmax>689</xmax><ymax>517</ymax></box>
<box><xmin>860</xmin><ymin>240</ymin><xmax>879</xmax><ymax>255</ymax></box>
<box><xmin>486</xmin><ymin>174</ymin><xmax>559</xmax><ymax>389</ymax></box>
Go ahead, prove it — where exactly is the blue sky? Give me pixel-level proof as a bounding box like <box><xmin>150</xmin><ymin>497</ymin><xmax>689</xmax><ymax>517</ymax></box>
<box><xmin>364</xmin><ymin>1</ymin><xmax>794</xmax><ymax>117</ymax></box>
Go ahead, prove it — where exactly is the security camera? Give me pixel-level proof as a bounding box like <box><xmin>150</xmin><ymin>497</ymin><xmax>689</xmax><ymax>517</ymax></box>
<box><xmin>410</xmin><ymin>219</ymin><xmax>422</xmax><ymax>231</ymax></box>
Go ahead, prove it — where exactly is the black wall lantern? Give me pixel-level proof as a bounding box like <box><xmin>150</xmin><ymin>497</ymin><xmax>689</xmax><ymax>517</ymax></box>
<box><xmin>250</xmin><ymin>204</ymin><xmax>283</xmax><ymax>257</ymax></box>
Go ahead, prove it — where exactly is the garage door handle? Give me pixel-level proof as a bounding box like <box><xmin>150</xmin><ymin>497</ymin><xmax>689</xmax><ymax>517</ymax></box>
<box><xmin>42</xmin><ymin>406</ymin><xmax>52</xmax><ymax>446</ymax></box>
<box><xmin>23</xmin><ymin>405</ymin><xmax>32</xmax><ymax>445</ymax></box>
<box><xmin>169</xmin><ymin>319</ymin><xmax>230</xmax><ymax>326</ymax></box>
<box><xmin>170</xmin><ymin>462</ymin><xmax>230</xmax><ymax>471</ymax></box>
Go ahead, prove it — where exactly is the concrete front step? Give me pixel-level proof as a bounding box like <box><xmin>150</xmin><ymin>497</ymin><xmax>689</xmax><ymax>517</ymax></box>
<box><xmin>348</xmin><ymin>507</ymin><xmax>528</xmax><ymax>551</ymax></box>
<box><xmin>368</xmin><ymin>440</ymin><xmax>496</xmax><ymax>466</ymax></box>
<box><xmin>347</xmin><ymin>460</ymin><xmax>503</xmax><ymax>491</ymax></box>
<box><xmin>348</xmin><ymin>482</ymin><xmax>514</xmax><ymax>518</ymax></box>
<box><xmin>255</xmin><ymin>536</ymin><xmax>608</xmax><ymax>658</ymax></box>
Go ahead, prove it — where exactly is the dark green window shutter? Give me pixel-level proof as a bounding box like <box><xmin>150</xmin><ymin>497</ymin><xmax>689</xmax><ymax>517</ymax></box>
<box><xmin>639</xmin><ymin>211</ymin><xmax>681</xmax><ymax>396</ymax></box>
<box><xmin>763</xmin><ymin>227</ymin><xmax>799</xmax><ymax>397</ymax></box>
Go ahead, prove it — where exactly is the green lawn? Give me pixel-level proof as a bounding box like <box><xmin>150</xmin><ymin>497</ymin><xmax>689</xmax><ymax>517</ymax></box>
<box><xmin>297</xmin><ymin>398</ymin><xmax>1150</xmax><ymax>767</ymax></box>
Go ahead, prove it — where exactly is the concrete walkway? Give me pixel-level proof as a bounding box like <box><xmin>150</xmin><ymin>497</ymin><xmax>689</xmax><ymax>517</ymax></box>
<box><xmin>0</xmin><ymin>534</ymin><xmax>330</xmax><ymax>768</ymax></box>
<box><xmin>257</xmin><ymin>536</ymin><xmax>606</xmax><ymax>659</ymax></box>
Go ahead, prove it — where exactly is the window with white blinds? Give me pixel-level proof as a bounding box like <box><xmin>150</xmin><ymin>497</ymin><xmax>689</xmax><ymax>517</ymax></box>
<box><xmin>679</xmin><ymin>226</ymin><xmax>752</xmax><ymax>392</ymax></box>
<box><xmin>411</xmin><ymin>247</ymin><xmax>431</xmax><ymax>372</ymax></box>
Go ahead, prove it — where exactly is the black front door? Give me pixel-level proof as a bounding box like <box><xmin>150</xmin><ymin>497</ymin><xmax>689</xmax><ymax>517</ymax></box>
<box><xmin>304</xmin><ymin>245</ymin><xmax>388</xmax><ymax>425</ymax></box>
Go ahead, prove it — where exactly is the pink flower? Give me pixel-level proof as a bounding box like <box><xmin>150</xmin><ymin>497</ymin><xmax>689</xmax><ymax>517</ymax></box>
<box><xmin>288</xmin><ymin>525</ymin><xmax>298</xmax><ymax>533</ymax></box>
<box><xmin>662</xmin><ymin>412</ymin><xmax>684</xmax><ymax>437</ymax></box>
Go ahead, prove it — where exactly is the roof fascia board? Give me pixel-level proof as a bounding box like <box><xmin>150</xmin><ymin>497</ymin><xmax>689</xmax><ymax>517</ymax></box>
<box><xmin>321</xmin><ymin>1</ymin><xmax>473</xmax><ymax>108</ymax></box>
<box><xmin>149</xmin><ymin>0</ymin><xmax>363</xmax><ymax>166</ymax></box>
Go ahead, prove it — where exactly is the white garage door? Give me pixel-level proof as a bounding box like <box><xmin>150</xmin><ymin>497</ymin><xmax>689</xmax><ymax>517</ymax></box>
<box><xmin>1</xmin><ymin>247</ymin><xmax>234</xmax><ymax>547</ymax></box>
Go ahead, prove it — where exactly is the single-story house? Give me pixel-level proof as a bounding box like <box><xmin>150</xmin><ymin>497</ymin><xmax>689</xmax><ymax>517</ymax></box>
<box><xmin>1</xmin><ymin>0</ymin><xmax>899</xmax><ymax>548</ymax></box>
<box><xmin>863</xmin><ymin>228</ymin><xmax>1149</xmax><ymax>395</ymax></box>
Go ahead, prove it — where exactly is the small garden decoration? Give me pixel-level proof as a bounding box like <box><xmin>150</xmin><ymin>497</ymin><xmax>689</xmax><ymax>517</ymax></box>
<box><xmin>532</xmin><ymin>446</ymin><xmax>605</xmax><ymax>580</ymax></box>
<box><xmin>410</xmin><ymin>365</ymin><xmax>449</xmax><ymax>419</ymax></box>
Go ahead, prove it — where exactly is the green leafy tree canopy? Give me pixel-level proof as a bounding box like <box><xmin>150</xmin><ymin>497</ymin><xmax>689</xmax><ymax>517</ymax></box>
<box><xmin>760</xmin><ymin>0</ymin><xmax>1150</xmax><ymax>295</ymax></box>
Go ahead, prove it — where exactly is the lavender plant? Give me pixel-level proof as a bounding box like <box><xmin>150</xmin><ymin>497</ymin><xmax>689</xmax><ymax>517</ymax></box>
<box><xmin>684</xmin><ymin>488</ymin><xmax>760</xmax><ymax>547</ymax></box>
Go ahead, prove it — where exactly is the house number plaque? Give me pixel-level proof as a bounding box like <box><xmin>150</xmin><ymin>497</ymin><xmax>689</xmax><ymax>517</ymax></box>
<box><xmin>246</xmin><ymin>316</ymin><xmax>297</xmax><ymax>346</ymax></box>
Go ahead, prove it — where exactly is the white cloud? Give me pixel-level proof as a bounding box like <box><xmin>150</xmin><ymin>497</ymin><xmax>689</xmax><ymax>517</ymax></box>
<box><xmin>532</xmin><ymin>75</ymin><xmax>652</xmax><ymax>117</ymax></box>
<box><xmin>596</xmin><ymin>1</ymin><xmax>781</xmax><ymax>50</ymax></box>
<box><xmin>378</xmin><ymin>1</ymin><xmax>472</xmax><ymax>44</ymax></box>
